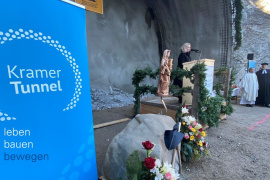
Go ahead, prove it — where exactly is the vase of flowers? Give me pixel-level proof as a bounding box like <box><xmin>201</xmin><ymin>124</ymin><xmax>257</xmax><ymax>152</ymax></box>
<box><xmin>126</xmin><ymin>140</ymin><xmax>180</xmax><ymax>180</ymax></box>
<box><xmin>180</xmin><ymin>106</ymin><xmax>210</xmax><ymax>162</ymax></box>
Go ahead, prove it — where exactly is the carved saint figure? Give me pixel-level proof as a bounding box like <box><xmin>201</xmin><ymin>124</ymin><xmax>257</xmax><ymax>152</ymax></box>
<box><xmin>157</xmin><ymin>49</ymin><xmax>173</xmax><ymax>97</ymax></box>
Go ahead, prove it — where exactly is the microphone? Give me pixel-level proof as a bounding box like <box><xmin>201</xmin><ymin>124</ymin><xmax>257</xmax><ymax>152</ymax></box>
<box><xmin>191</xmin><ymin>49</ymin><xmax>201</xmax><ymax>53</ymax></box>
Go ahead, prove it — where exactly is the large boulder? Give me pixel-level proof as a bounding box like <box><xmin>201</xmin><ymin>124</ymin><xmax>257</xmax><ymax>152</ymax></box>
<box><xmin>102</xmin><ymin>114</ymin><xmax>179</xmax><ymax>180</ymax></box>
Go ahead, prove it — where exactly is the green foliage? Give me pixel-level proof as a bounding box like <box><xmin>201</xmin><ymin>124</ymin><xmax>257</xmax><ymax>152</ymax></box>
<box><xmin>234</xmin><ymin>0</ymin><xmax>243</xmax><ymax>51</ymax></box>
<box><xmin>126</xmin><ymin>151</ymin><xmax>142</xmax><ymax>180</ymax></box>
<box><xmin>213</xmin><ymin>82</ymin><xmax>223</xmax><ymax>96</ymax></box>
<box><xmin>133</xmin><ymin>85</ymin><xmax>158</xmax><ymax>114</ymax></box>
<box><xmin>199</xmin><ymin>95</ymin><xmax>224</xmax><ymax>127</ymax></box>
<box><xmin>194</xmin><ymin>63</ymin><xmax>223</xmax><ymax>128</ymax></box>
<box><xmin>214</xmin><ymin>67</ymin><xmax>227</xmax><ymax>78</ymax></box>
<box><xmin>213</xmin><ymin>67</ymin><xmax>227</xmax><ymax>95</ymax></box>
<box><xmin>170</xmin><ymin>67</ymin><xmax>191</xmax><ymax>81</ymax></box>
<box><xmin>170</xmin><ymin>85</ymin><xmax>192</xmax><ymax>97</ymax></box>
<box><xmin>181</xmin><ymin>142</ymin><xmax>193</xmax><ymax>162</ymax></box>
<box><xmin>132</xmin><ymin>67</ymin><xmax>160</xmax><ymax>87</ymax></box>
<box><xmin>132</xmin><ymin>64</ymin><xmax>236</xmax><ymax>127</ymax></box>
<box><xmin>132</xmin><ymin>67</ymin><xmax>160</xmax><ymax>114</ymax></box>
<box><xmin>175</xmin><ymin>103</ymin><xmax>184</xmax><ymax>123</ymax></box>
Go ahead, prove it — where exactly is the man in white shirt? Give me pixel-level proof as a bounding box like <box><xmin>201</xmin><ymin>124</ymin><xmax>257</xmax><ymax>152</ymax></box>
<box><xmin>256</xmin><ymin>63</ymin><xmax>270</xmax><ymax>107</ymax></box>
<box><xmin>239</xmin><ymin>67</ymin><xmax>259</xmax><ymax>107</ymax></box>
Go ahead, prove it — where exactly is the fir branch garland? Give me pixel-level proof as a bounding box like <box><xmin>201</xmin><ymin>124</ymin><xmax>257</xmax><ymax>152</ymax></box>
<box><xmin>132</xmin><ymin>64</ymin><xmax>235</xmax><ymax>127</ymax></box>
<box><xmin>132</xmin><ymin>67</ymin><xmax>160</xmax><ymax>114</ymax></box>
<box><xmin>234</xmin><ymin>0</ymin><xmax>243</xmax><ymax>51</ymax></box>
<box><xmin>194</xmin><ymin>63</ymin><xmax>223</xmax><ymax>127</ymax></box>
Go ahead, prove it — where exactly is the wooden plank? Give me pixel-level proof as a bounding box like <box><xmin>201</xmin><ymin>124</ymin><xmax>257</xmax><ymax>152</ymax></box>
<box><xmin>94</xmin><ymin>118</ymin><xmax>130</xmax><ymax>129</ymax></box>
<box><xmin>141</xmin><ymin>97</ymin><xmax>180</xmax><ymax>110</ymax></box>
<box><xmin>224</xmin><ymin>68</ymin><xmax>232</xmax><ymax>98</ymax></box>
<box><xmin>191</xmin><ymin>70</ymin><xmax>199</xmax><ymax>119</ymax></box>
<box><xmin>220</xmin><ymin>114</ymin><xmax>227</xmax><ymax>120</ymax></box>
<box><xmin>141</xmin><ymin>104</ymin><xmax>177</xmax><ymax>120</ymax></box>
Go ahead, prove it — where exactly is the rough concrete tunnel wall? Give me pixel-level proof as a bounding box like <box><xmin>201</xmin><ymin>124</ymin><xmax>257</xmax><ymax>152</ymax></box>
<box><xmin>147</xmin><ymin>0</ymin><xmax>232</xmax><ymax>69</ymax></box>
<box><xmin>84</xmin><ymin>0</ymin><xmax>232</xmax><ymax>93</ymax></box>
<box><xmin>85</xmin><ymin>0</ymin><xmax>159</xmax><ymax>93</ymax></box>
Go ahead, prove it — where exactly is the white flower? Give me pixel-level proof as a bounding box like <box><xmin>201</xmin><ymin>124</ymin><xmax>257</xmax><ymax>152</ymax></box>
<box><xmin>182</xmin><ymin>116</ymin><xmax>191</xmax><ymax>125</ymax></box>
<box><xmin>155</xmin><ymin>159</ymin><xmax>162</xmax><ymax>168</ymax></box>
<box><xmin>162</xmin><ymin>163</ymin><xmax>180</xmax><ymax>180</ymax></box>
<box><xmin>182</xmin><ymin>107</ymin><xmax>189</xmax><ymax>114</ymax></box>
<box><xmin>155</xmin><ymin>172</ymin><xmax>164</xmax><ymax>180</ymax></box>
<box><xmin>161</xmin><ymin>161</ymin><xmax>173</xmax><ymax>174</ymax></box>
<box><xmin>170</xmin><ymin>170</ymin><xmax>180</xmax><ymax>180</ymax></box>
<box><xmin>150</xmin><ymin>167</ymin><xmax>160</xmax><ymax>174</ymax></box>
<box><xmin>189</xmin><ymin>132</ymin><xmax>193</xmax><ymax>135</ymax></box>
<box><xmin>188</xmin><ymin>116</ymin><xmax>196</xmax><ymax>122</ymax></box>
<box><xmin>182</xmin><ymin>116</ymin><xmax>187</xmax><ymax>122</ymax></box>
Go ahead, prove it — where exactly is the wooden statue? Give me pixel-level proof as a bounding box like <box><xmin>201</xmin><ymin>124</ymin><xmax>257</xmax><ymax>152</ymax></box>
<box><xmin>157</xmin><ymin>49</ymin><xmax>173</xmax><ymax>97</ymax></box>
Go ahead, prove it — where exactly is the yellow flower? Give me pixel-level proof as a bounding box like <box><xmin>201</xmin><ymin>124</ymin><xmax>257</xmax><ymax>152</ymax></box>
<box><xmin>199</xmin><ymin>141</ymin><xmax>203</xmax><ymax>146</ymax></box>
<box><xmin>190</xmin><ymin>136</ymin><xmax>194</xmax><ymax>140</ymax></box>
<box><xmin>183</xmin><ymin>122</ymin><xmax>186</xmax><ymax>125</ymax></box>
<box><xmin>202</xmin><ymin>131</ymin><xmax>206</xmax><ymax>137</ymax></box>
<box><xmin>191</xmin><ymin>128</ymin><xmax>196</xmax><ymax>132</ymax></box>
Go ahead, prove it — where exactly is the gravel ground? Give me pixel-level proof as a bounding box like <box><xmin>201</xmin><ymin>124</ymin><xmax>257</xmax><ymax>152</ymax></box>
<box><xmin>91</xmin><ymin>87</ymin><xmax>135</xmax><ymax>110</ymax></box>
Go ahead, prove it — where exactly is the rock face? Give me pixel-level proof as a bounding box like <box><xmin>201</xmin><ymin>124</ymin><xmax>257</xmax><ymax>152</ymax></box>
<box><xmin>232</xmin><ymin>0</ymin><xmax>270</xmax><ymax>86</ymax></box>
<box><xmin>102</xmin><ymin>114</ymin><xmax>178</xmax><ymax>180</ymax></box>
<box><xmin>86</xmin><ymin>0</ymin><xmax>160</xmax><ymax>93</ymax></box>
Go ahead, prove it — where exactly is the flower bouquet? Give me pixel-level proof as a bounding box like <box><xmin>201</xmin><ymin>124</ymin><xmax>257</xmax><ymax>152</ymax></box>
<box><xmin>126</xmin><ymin>140</ymin><xmax>180</xmax><ymax>180</ymax></box>
<box><xmin>180</xmin><ymin>106</ymin><xmax>210</xmax><ymax>162</ymax></box>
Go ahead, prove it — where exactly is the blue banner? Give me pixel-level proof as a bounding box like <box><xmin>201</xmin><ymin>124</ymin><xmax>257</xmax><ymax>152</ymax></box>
<box><xmin>0</xmin><ymin>0</ymin><xmax>97</xmax><ymax>179</ymax></box>
<box><xmin>248</xmin><ymin>60</ymin><xmax>256</xmax><ymax>70</ymax></box>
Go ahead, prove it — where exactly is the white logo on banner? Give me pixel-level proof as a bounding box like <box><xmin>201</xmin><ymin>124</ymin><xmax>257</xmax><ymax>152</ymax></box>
<box><xmin>0</xmin><ymin>111</ymin><xmax>16</xmax><ymax>122</ymax></box>
<box><xmin>0</xmin><ymin>29</ymin><xmax>82</xmax><ymax>120</ymax></box>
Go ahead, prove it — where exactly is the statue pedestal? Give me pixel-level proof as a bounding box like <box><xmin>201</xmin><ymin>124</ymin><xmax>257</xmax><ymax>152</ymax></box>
<box><xmin>182</xmin><ymin>59</ymin><xmax>215</xmax><ymax>105</ymax></box>
<box><xmin>140</xmin><ymin>96</ymin><xmax>185</xmax><ymax>120</ymax></box>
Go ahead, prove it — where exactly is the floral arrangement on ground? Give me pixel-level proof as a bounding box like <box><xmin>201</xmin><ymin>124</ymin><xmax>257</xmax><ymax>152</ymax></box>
<box><xmin>126</xmin><ymin>141</ymin><xmax>180</xmax><ymax>180</ymax></box>
<box><xmin>180</xmin><ymin>106</ymin><xmax>211</xmax><ymax>162</ymax></box>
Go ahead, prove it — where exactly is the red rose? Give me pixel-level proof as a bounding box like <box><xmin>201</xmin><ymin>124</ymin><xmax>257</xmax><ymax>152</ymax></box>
<box><xmin>144</xmin><ymin>157</ymin><xmax>156</xmax><ymax>169</ymax></box>
<box><xmin>203</xmin><ymin>142</ymin><xmax>206</xmax><ymax>146</ymax></box>
<box><xmin>199</xmin><ymin>128</ymin><xmax>203</xmax><ymax>132</ymax></box>
<box><xmin>142</xmin><ymin>141</ymin><xmax>154</xmax><ymax>150</ymax></box>
<box><xmin>197</xmin><ymin>134</ymin><xmax>201</xmax><ymax>138</ymax></box>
